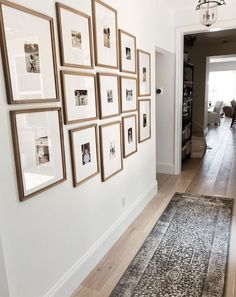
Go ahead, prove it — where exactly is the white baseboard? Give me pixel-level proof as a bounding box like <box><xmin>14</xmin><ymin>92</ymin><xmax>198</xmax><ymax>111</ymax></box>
<box><xmin>156</xmin><ymin>162</ymin><xmax>175</xmax><ymax>174</ymax></box>
<box><xmin>44</xmin><ymin>181</ymin><xmax>158</xmax><ymax>297</ymax></box>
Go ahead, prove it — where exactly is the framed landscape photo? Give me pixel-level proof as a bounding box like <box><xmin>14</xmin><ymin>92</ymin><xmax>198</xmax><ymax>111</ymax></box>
<box><xmin>10</xmin><ymin>108</ymin><xmax>66</xmax><ymax>201</ymax></box>
<box><xmin>56</xmin><ymin>2</ymin><xmax>93</xmax><ymax>68</ymax></box>
<box><xmin>119</xmin><ymin>30</ymin><xmax>136</xmax><ymax>74</ymax></box>
<box><xmin>0</xmin><ymin>0</ymin><xmax>59</xmax><ymax>104</ymax></box>
<box><xmin>92</xmin><ymin>0</ymin><xmax>118</xmax><ymax>68</ymax></box>
<box><xmin>97</xmin><ymin>73</ymin><xmax>120</xmax><ymax>119</ymax></box>
<box><xmin>61</xmin><ymin>71</ymin><xmax>98</xmax><ymax>124</ymax></box>
<box><xmin>122</xmin><ymin>115</ymin><xmax>137</xmax><ymax>158</ymax></box>
<box><xmin>100</xmin><ymin>121</ymin><xmax>123</xmax><ymax>181</ymax></box>
<box><xmin>138</xmin><ymin>99</ymin><xmax>151</xmax><ymax>143</ymax></box>
<box><xmin>69</xmin><ymin>124</ymin><xmax>99</xmax><ymax>187</ymax></box>
<box><xmin>137</xmin><ymin>50</ymin><xmax>151</xmax><ymax>97</ymax></box>
<box><xmin>120</xmin><ymin>76</ymin><xmax>137</xmax><ymax>113</ymax></box>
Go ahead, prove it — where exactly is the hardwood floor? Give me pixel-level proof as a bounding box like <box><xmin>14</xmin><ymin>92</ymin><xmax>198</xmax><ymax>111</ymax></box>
<box><xmin>73</xmin><ymin>118</ymin><xmax>236</xmax><ymax>297</ymax></box>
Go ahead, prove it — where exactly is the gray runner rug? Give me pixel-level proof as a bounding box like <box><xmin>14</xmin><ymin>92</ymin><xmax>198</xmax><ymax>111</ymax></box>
<box><xmin>110</xmin><ymin>192</ymin><xmax>233</xmax><ymax>297</ymax></box>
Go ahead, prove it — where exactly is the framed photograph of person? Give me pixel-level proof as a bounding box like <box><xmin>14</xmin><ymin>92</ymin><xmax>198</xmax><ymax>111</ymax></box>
<box><xmin>122</xmin><ymin>115</ymin><xmax>137</xmax><ymax>158</ymax></box>
<box><xmin>119</xmin><ymin>30</ymin><xmax>136</xmax><ymax>74</ymax></box>
<box><xmin>61</xmin><ymin>71</ymin><xmax>98</xmax><ymax>124</ymax></box>
<box><xmin>99</xmin><ymin>121</ymin><xmax>123</xmax><ymax>181</ymax></box>
<box><xmin>97</xmin><ymin>73</ymin><xmax>120</xmax><ymax>119</ymax></box>
<box><xmin>69</xmin><ymin>124</ymin><xmax>99</xmax><ymax>187</ymax></box>
<box><xmin>138</xmin><ymin>99</ymin><xmax>151</xmax><ymax>143</ymax></box>
<box><xmin>0</xmin><ymin>0</ymin><xmax>59</xmax><ymax>104</ymax></box>
<box><xmin>56</xmin><ymin>3</ymin><xmax>93</xmax><ymax>69</ymax></box>
<box><xmin>120</xmin><ymin>76</ymin><xmax>137</xmax><ymax>113</ymax></box>
<box><xmin>92</xmin><ymin>0</ymin><xmax>118</xmax><ymax>69</ymax></box>
<box><xmin>137</xmin><ymin>50</ymin><xmax>151</xmax><ymax>97</ymax></box>
<box><xmin>10</xmin><ymin>108</ymin><xmax>66</xmax><ymax>201</ymax></box>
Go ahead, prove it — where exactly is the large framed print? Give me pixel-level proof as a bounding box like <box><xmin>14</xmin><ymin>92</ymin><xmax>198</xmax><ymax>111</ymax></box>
<box><xmin>137</xmin><ymin>50</ymin><xmax>151</xmax><ymax>97</ymax></box>
<box><xmin>120</xmin><ymin>76</ymin><xmax>137</xmax><ymax>113</ymax></box>
<box><xmin>61</xmin><ymin>71</ymin><xmax>98</xmax><ymax>124</ymax></box>
<box><xmin>100</xmin><ymin>121</ymin><xmax>123</xmax><ymax>181</ymax></box>
<box><xmin>138</xmin><ymin>99</ymin><xmax>151</xmax><ymax>143</ymax></box>
<box><xmin>56</xmin><ymin>3</ymin><xmax>93</xmax><ymax>69</ymax></box>
<box><xmin>97</xmin><ymin>73</ymin><xmax>120</xmax><ymax>119</ymax></box>
<box><xmin>119</xmin><ymin>30</ymin><xmax>136</xmax><ymax>74</ymax></box>
<box><xmin>92</xmin><ymin>0</ymin><xmax>118</xmax><ymax>69</ymax></box>
<box><xmin>69</xmin><ymin>124</ymin><xmax>99</xmax><ymax>187</ymax></box>
<box><xmin>122</xmin><ymin>115</ymin><xmax>137</xmax><ymax>158</ymax></box>
<box><xmin>10</xmin><ymin>108</ymin><xmax>66</xmax><ymax>201</ymax></box>
<box><xmin>0</xmin><ymin>0</ymin><xmax>59</xmax><ymax>104</ymax></box>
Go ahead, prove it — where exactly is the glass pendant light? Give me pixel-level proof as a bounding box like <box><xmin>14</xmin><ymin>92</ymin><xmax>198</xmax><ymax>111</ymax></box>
<box><xmin>196</xmin><ymin>0</ymin><xmax>226</xmax><ymax>27</ymax></box>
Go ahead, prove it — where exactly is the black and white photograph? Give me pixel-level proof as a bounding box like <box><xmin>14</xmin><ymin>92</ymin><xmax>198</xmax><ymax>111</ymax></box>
<box><xmin>126</xmin><ymin>89</ymin><xmax>133</xmax><ymax>101</ymax></box>
<box><xmin>71</xmin><ymin>30</ymin><xmax>82</xmax><ymax>49</ymax></box>
<box><xmin>138</xmin><ymin>50</ymin><xmax>151</xmax><ymax>97</ymax></box>
<box><xmin>119</xmin><ymin>30</ymin><xmax>136</xmax><ymax>74</ymax></box>
<box><xmin>24</xmin><ymin>43</ymin><xmax>40</xmax><ymax>73</ymax></box>
<box><xmin>109</xmin><ymin>141</ymin><xmax>116</xmax><ymax>159</ymax></box>
<box><xmin>107</xmin><ymin>90</ymin><xmax>113</xmax><ymax>103</ymax></box>
<box><xmin>126</xmin><ymin>47</ymin><xmax>131</xmax><ymax>60</ymax></box>
<box><xmin>122</xmin><ymin>115</ymin><xmax>137</xmax><ymax>158</ymax></box>
<box><xmin>81</xmin><ymin>142</ymin><xmax>91</xmax><ymax>165</ymax></box>
<box><xmin>142</xmin><ymin>67</ymin><xmax>147</xmax><ymax>82</ymax></box>
<box><xmin>143</xmin><ymin>113</ymin><xmax>147</xmax><ymax>127</ymax></box>
<box><xmin>138</xmin><ymin>99</ymin><xmax>151</xmax><ymax>143</ymax></box>
<box><xmin>75</xmin><ymin>90</ymin><xmax>88</xmax><ymax>106</ymax></box>
<box><xmin>103</xmin><ymin>27</ymin><xmax>111</xmax><ymax>48</ymax></box>
<box><xmin>120</xmin><ymin>76</ymin><xmax>137</xmax><ymax>113</ymax></box>
<box><xmin>128</xmin><ymin>128</ymin><xmax>133</xmax><ymax>143</ymax></box>
<box><xmin>35</xmin><ymin>136</ymin><xmax>50</xmax><ymax>166</ymax></box>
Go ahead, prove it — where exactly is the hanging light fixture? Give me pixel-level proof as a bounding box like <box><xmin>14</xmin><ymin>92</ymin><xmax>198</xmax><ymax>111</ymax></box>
<box><xmin>196</xmin><ymin>0</ymin><xmax>226</xmax><ymax>27</ymax></box>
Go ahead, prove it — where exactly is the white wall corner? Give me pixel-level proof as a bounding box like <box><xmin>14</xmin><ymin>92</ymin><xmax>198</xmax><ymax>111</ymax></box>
<box><xmin>156</xmin><ymin>162</ymin><xmax>175</xmax><ymax>174</ymax></box>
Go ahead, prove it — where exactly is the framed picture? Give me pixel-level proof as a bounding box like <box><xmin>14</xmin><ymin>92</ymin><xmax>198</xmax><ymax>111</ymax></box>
<box><xmin>137</xmin><ymin>50</ymin><xmax>151</xmax><ymax>97</ymax></box>
<box><xmin>138</xmin><ymin>99</ymin><xmax>151</xmax><ymax>143</ymax></box>
<box><xmin>56</xmin><ymin>2</ymin><xmax>93</xmax><ymax>69</ymax></box>
<box><xmin>119</xmin><ymin>30</ymin><xmax>136</xmax><ymax>74</ymax></box>
<box><xmin>100</xmin><ymin>121</ymin><xmax>123</xmax><ymax>181</ymax></box>
<box><xmin>97</xmin><ymin>73</ymin><xmax>120</xmax><ymax>119</ymax></box>
<box><xmin>69</xmin><ymin>124</ymin><xmax>99</xmax><ymax>187</ymax></box>
<box><xmin>10</xmin><ymin>108</ymin><xmax>66</xmax><ymax>201</ymax></box>
<box><xmin>92</xmin><ymin>0</ymin><xmax>118</xmax><ymax>69</ymax></box>
<box><xmin>0</xmin><ymin>0</ymin><xmax>59</xmax><ymax>104</ymax></box>
<box><xmin>61</xmin><ymin>71</ymin><xmax>98</xmax><ymax>124</ymax></box>
<box><xmin>120</xmin><ymin>76</ymin><xmax>137</xmax><ymax>113</ymax></box>
<box><xmin>122</xmin><ymin>115</ymin><xmax>137</xmax><ymax>158</ymax></box>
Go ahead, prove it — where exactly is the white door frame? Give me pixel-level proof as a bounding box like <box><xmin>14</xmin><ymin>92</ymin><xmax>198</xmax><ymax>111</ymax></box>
<box><xmin>174</xmin><ymin>19</ymin><xmax>236</xmax><ymax>175</ymax></box>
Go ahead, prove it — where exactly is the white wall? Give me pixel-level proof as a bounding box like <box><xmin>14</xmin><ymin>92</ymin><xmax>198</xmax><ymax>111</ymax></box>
<box><xmin>0</xmin><ymin>1</ymin><xmax>175</xmax><ymax>297</ymax></box>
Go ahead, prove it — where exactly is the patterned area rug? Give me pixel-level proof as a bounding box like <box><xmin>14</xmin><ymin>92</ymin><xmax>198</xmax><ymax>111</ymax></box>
<box><xmin>110</xmin><ymin>192</ymin><xmax>233</xmax><ymax>297</ymax></box>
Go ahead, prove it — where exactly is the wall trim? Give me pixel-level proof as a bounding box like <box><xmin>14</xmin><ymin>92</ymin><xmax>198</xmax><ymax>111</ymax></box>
<box><xmin>156</xmin><ymin>162</ymin><xmax>175</xmax><ymax>174</ymax></box>
<box><xmin>44</xmin><ymin>180</ymin><xmax>158</xmax><ymax>297</ymax></box>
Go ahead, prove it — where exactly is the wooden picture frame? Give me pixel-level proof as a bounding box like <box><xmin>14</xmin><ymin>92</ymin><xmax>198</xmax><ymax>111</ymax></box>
<box><xmin>120</xmin><ymin>75</ymin><xmax>137</xmax><ymax>113</ymax></box>
<box><xmin>122</xmin><ymin>114</ymin><xmax>137</xmax><ymax>158</ymax></box>
<box><xmin>137</xmin><ymin>49</ymin><xmax>151</xmax><ymax>97</ymax></box>
<box><xmin>99</xmin><ymin>121</ymin><xmax>123</xmax><ymax>181</ymax></box>
<box><xmin>138</xmin><ymin>99</ymin><xmax>151</xmax><ymax>143</ymax></box>
<box><xmin>56</xmin><ymin>2</ymin><xmax>94</xmax><ymax>69</ymax></box>
<box><xmin>92</xmin><ymin>0</ymin><xmax>119</xmax><ymax>69</ymax></box>
<box><xmin>61</xmin><ymin>70</ymin><xmax>98</xmax><ymax>124</ymax></box>
<box><xmin>69</xmin><ymin>124</ymin><xmax>100</xmax><ymax>187</ymax></box>
<box><xmin>0</xmin><ymin>0</ymin><xmax>59</xmax><ymax>104</ymax></box>
<box><xmin>119</xmin><ymin>29</ymin><xmax>136</xmax><ymax>74</ymax></box>
<box><xmin>10</xmin><ymin>107</ymin><xmax>66</xmax><ymax>201</ymax></box>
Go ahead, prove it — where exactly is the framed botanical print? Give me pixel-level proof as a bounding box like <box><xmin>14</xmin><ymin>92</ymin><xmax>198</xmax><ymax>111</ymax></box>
<box><xmin>120</xmin><ymin>76</ymin><xmax>137</xmax><ymax>113</ymax></box>
<box><xmin>119</xmin><ymin>30</ymin><xmax>136</xmax><ymax>74</ymax></box>
<box><xmin>69</xmin><ymin>124</ymin><xmax>99</xmax><ymax>187</ymax></box>
<box><xmin>100</xmin><ymin>121</ymin><xmax>123</xmax><ymax>181</ymax></box>
<box><xmin>0</xmin><ymin>0</ymin><xmax>59</xmax><ymax>104</ymax></box>
<box><xmin>10</xmin><ymin>108</ymin><xmax>66</xmax><ymax>201</ymax></box>
<box><xmin>97</xmin><ymin>73</ymin><xmax>120</xmax><ymax>119</ymax></box>
<box><xmin>56</xmin><ymin>2</ymin><xmax>93</xmax><ymax>68</ymax></box>
<box><xmin>61</xmin><ymin>71</ymin><xmax>98</xmax><ymax>124</ymax></box>
<box><xmin>137</xmin><ymin>50</ymin><xmax>151</xmax><ymax>97</ymax></box>
<box><xmin>122</xmin><ymin>115</ymin><xmax>137</xmax><ymax>158</ymax></box>
<box><xmin>138</xmin><ymin>99</ymin><xmax>151</xmax><ymax>143</ymax></box>
<box><xmin>92</xmin><ymin>0</ymin><xmax>118</xmax><ymax>69</ymax></box>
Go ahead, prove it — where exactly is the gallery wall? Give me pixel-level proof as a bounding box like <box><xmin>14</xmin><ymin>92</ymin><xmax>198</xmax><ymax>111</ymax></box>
<box><xmin>0</xmin><ymin>1</ymin><xmax>175</xmax><ymax>297</ymax></box>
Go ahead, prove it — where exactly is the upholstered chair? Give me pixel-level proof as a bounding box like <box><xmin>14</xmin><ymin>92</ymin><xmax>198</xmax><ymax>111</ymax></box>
<box><xmin>208</xmin><ymin>100</ymin><xmax>223</xmax><ymax>125</ymax></box>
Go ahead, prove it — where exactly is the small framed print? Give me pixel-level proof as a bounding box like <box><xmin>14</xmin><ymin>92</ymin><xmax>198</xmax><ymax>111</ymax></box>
<box><xmin>100</xmin><ymin>121</ymin><xmax>123</xmax><ymax>181</ymax></box>
<box><xmin>56</xmin><ymin>3</ymin><xmax>93</xmax><ymax>68</ymax></box>
<box><xmin>137</xmin><ymin>50</ymin><xmax>151</xmax><ymax>97</ymax></box>
<box><xmin>10</xmin><ymin>108</ymin><xmax>66</xmax><ymax>201</ymax></box>
<box><xmin>119</xmin><ymin>30</ymin><xmax>136</xmax><ymax>74</ymax></box>
<box><xmin>138</xmin><ymin>99</ymin><xmax>151</xmax><ymax>143</ymax></box>
<box><xmin>69</xmin><ymin>124</ymin><xmax>99</xmax><ymax>187</ymax></box>
<box><xmin>0</xmin><ymin>0</ymin><xmax>59</xmax><ymax>104</ymax></box>
<box><xmin>122</xmin><ymin>115</ymin><xmax>137</xmax><ymax>158</ymax></box>
<box><xmin>92</xmin><ymin>0</ymin><xmax>118</xmax><ymax>69</ymax></box>
<box><xmin>61</xmin><ymin>71</ymin><xmax>98</xmax><ymax>124</ymax></box>
<box><xmin>97</xmin><ymin>73</ymin><xmax>120</xmax><ymax>119</ymax></box>
<box><xmin>120</xmin><ymin>76</ymin><xmax>137</xmax><ymax>113</ymax></box>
